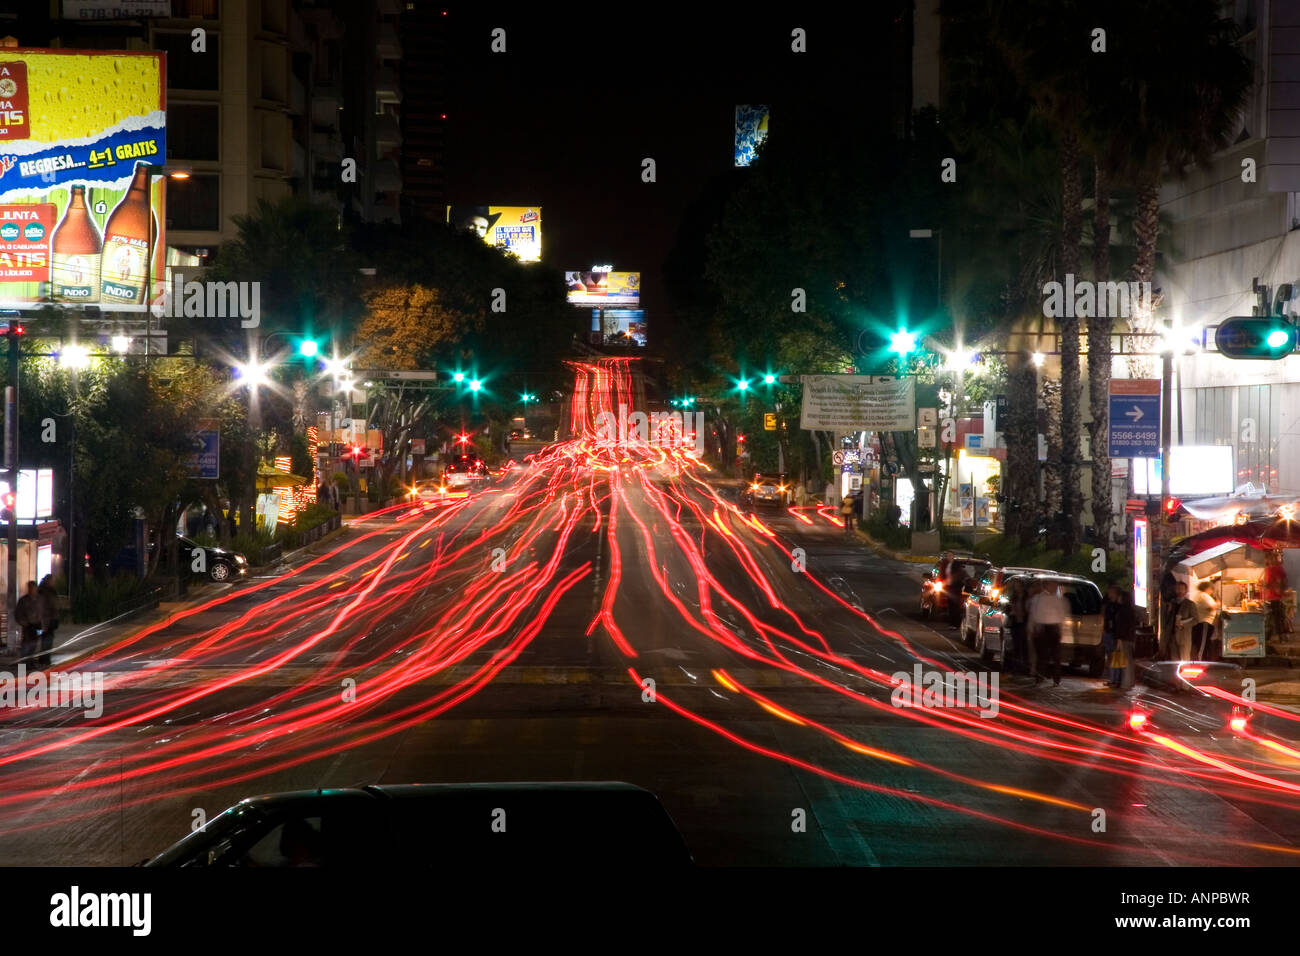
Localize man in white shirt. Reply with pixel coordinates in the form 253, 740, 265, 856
1191, 580, 1220, 659
1028, 582, 1069, 686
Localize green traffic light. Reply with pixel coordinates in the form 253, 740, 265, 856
1267, 329, 1289, 348
469, 379, 482, 392
1215, 317, 1297, 359
453, 371, 465, 382
737, 379, 750, 391
889, 329, 918, 356
763, 374, 776, 385
298, 339, 319, 357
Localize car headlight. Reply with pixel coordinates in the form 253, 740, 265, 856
234, 555, 247, 564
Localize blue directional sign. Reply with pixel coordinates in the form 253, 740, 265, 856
1108, 379, 1161, 458
188, 421, 220, 479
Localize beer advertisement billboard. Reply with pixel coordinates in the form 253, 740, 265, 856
446, 205, 542, 262
0, 49, 166, 312
565, 271, 641, 306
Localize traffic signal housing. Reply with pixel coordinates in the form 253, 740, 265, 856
1214, 317, 1297, 359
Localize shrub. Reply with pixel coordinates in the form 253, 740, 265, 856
71, 573, 153, 624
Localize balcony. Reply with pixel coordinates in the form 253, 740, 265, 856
377, 23, 402, 60
372, 159, 401, 193
374, 113, 401, 149
374, 68, 401, 106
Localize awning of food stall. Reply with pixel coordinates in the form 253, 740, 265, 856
1174, 541, 1255, 576
1167, 514, 1300, 568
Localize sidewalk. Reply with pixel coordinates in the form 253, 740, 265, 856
0, 517, 354, 670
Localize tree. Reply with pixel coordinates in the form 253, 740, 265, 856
355, 285, 479, 370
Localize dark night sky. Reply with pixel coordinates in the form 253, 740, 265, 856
435, 6, 911, 338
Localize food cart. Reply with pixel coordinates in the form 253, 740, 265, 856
1165, 509, 1300, 657
1173, 541, 1267, 659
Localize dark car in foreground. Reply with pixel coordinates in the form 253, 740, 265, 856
145, 782, 692, 868
110, 535, 248, 582
920, 556, 991, 624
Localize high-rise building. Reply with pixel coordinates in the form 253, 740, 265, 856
396, 0, 446, 223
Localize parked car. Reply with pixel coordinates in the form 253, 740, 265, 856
110, 535, 247, 583
178, 536, 248, 582
920, 556, 992, 624
962, 570, 1105, 674
960, 566, 1044, 655
740, 472, 793, 508
145, 782, 692, 868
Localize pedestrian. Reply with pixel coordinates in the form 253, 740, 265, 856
15, 581, 39, 662
1024, 581, 1043, 678
1262, 550, 1290, 647
824, 482, 837, 510
1102, 584, 1121, 687
1158, 568, 1179, 661
1173, 580, 1197, 661
937, 550, 955, 584
36, 574, 58, 670
1028, 581, 1068, 685
1192, 580, 1220, 660
1114, 588, 1138, 689
1006, 577, 1030, 675
840, 492, 856, 534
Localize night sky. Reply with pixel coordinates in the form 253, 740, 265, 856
437, 6, 910, 334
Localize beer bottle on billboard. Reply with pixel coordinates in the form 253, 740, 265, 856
51, 185, 102, 304
100, 163, 156, 306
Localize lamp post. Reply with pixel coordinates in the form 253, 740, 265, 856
141, 165, 191, 364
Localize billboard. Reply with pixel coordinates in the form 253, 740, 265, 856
800, 375, 916, 431
1131, 445, 1235, 496
565, 271, 640, 306
735, 105, 769, 167
446, 205, 541, 261
593, 308, 646, 346
0, 49, 166, 312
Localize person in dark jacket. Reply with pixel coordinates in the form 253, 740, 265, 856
36, 575, 59, 669
1113, 588, 1139, 689
1102, 585, 1121, 687
15, 581, 39, 661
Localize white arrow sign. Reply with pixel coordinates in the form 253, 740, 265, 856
1125, 405, 1144, 422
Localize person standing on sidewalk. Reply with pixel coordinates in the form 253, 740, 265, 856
1262, 550, 1289, 647
15, 581, 40, 663
1102, 584, 1121, 687
840, 492, 857, 534
1173, 580, 1197, 660
36, 575, 59, 670
1114, 588, 1138, 689
1191, 580, 1220, 660
1029, 582, 1068, 685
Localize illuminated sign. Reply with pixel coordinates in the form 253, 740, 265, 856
446, 205, 542, 262
1131, 445, 1234, 496
1133, 518, 1149, 608
0, 468, 54, 523
0, 50, 166, 311
565, 271, 640, 306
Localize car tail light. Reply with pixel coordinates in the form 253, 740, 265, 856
1128, 710, 1148, 732
1178, 664, 1204, 680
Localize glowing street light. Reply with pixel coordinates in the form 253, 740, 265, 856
235, 358, 269, 388
59, 343, 92, 370
1031, 351, 1046, 367
111, 335, 131, 354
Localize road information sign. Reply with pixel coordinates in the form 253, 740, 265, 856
1108, 379, 1161, 458
763, 412, 776, 431
799, 375, 915, 431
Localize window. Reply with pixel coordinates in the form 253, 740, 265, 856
155, 31, 220, 90
166, 103, 219, 161
238, 817, 324, 867
166, 174, 220, 232
260, 44, 288, 103
1059, 582, 1102, 616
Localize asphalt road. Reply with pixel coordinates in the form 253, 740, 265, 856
3, 437, 1300, 866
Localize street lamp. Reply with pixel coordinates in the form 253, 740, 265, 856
142, 164, 192, 361
58, 343, 92, 371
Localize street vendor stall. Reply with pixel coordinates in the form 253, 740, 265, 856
1174, 541, 1267, 659
1165, 510, 1300, 655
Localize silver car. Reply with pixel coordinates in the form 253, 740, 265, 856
963, 570, 1105, 674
